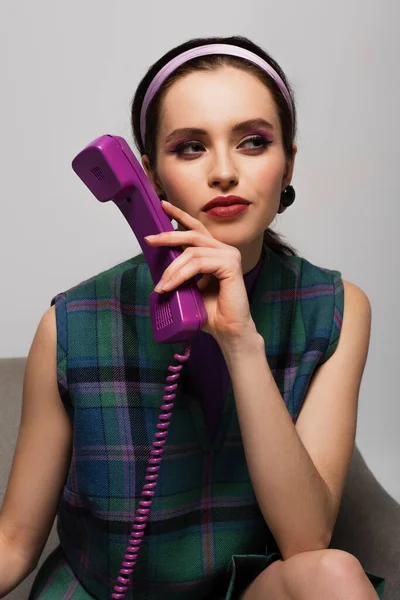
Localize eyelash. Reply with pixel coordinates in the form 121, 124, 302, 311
171, 135, 272, 156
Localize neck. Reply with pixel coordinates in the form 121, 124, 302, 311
240, 239, 264, 274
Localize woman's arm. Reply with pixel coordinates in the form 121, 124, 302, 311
220, 331, 333, 560
0, 532, 37, 598
218, 280, 371, 561
0, 306, 73, 581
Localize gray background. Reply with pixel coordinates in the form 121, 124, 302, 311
0, 0, 398, 506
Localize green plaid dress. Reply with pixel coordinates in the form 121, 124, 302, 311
28, 243, 386, 599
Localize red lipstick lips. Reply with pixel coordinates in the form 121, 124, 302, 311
202, 195, 250, 211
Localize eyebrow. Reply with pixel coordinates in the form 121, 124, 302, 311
165, 118, 274, 142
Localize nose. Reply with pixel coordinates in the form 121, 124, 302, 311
208, 148, 239, 190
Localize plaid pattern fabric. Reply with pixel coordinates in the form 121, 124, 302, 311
28, 243, 384, 599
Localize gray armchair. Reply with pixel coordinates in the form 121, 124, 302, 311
1, 358, 398, 598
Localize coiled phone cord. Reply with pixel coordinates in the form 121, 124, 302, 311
111, 341, 191, 598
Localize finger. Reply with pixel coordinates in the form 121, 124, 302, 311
156, 247, 216, 288
157, 244, 239, 286
154, 257, 204, 293
155, 253, 239, 293
145, 229, 220, 250
161, 201, 213, 235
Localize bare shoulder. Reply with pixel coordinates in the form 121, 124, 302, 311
38, 304, 57, 340
342, 277, 371, 308
340, 278, 371, 361
20, 305, 58, 391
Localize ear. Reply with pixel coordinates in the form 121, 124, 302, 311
141, 155, 163, 196
282, 143, 297, 191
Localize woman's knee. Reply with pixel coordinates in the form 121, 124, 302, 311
240, 548, 366, 600
318, 548, 366, 584
281, 548, 367, 600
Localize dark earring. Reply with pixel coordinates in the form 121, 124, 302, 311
278, 185, 296, 214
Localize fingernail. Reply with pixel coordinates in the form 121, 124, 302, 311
154, 279, 166, 292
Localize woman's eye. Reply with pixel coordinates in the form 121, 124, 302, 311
241, 135, 272, 150
172, 135, 271, 156
173, 141, 203, 154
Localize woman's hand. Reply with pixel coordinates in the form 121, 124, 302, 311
144, 201, 257, 343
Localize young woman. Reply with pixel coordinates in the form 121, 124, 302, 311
0, 35, 385, 600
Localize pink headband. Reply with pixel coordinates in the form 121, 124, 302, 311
140, 43, 294, 147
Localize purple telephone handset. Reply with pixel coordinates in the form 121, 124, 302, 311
72, 134, 208, 343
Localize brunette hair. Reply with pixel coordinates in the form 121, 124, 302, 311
131, 35, 298, 256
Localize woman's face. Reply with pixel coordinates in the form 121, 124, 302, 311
142, 66, 296, 270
